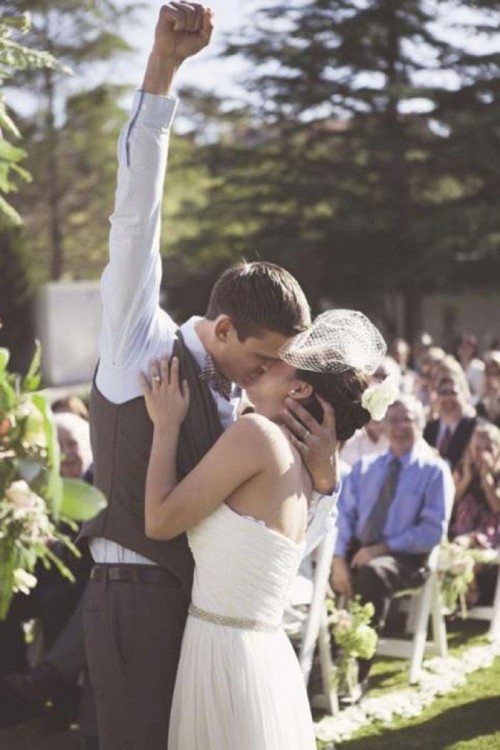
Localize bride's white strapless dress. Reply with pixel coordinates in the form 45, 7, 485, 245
168, 503, 316, 749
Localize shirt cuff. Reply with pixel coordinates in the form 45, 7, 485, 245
308, 481, 341, 519
133, 89, 178, 129
303, 484, 341, 559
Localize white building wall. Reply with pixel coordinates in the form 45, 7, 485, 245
35, 282, 101, 386
421, 291, 500, 351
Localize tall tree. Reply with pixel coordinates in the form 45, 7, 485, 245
0, 11, 59, 226
213, 0, 500, 338
17, 83, 129, 283
429, 2, 500, 292
5, 0, 137, 279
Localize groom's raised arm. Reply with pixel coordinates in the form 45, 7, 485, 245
97, 4, 213, 400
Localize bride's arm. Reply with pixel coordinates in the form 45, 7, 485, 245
141, 357, 271, 540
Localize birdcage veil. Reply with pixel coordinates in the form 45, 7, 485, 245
278, 309, 387, 374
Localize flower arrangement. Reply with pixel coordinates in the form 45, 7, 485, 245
0, 343, 105, 619
438, 538, 498, 618
327, 598, 378, 697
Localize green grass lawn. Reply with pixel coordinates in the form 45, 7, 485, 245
329, 621, 500, 750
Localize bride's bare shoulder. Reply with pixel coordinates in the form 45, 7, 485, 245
227, 413, 288, 452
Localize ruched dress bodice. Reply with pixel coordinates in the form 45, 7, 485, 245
168, 503, 316, 750
188, 503, 304, 626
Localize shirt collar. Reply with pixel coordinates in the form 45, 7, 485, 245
179, 316, 207, 370
439, 418, 459, 435
179, 316, 242, 401
386, 444, 417, 469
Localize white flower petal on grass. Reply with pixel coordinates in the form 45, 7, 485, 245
314, 640, 500, 744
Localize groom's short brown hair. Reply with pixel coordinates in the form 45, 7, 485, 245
206, 261, 310, 341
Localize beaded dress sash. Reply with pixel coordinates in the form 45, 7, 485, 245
188, 603, 281, 633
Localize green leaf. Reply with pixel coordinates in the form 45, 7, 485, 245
31, 393, 62, 516
0, 348, 10, 372
22, 340, 42, 392
0, 195, 22, 227
60, 478, 107, 522
21, 400, 47, 449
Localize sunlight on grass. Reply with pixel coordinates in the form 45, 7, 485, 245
325, 620, 500, 750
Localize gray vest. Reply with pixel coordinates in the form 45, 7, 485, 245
80, 332, 224, 591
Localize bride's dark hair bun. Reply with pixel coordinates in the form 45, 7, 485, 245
298, 368, 371, 441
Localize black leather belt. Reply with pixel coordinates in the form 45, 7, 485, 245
90, 564, 178, 585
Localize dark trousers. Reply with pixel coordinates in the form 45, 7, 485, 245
84, 568, 189, 750
350, 551, 428, 682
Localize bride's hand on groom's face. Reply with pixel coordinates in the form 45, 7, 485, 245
281, 396, 338, 494
140, 356, 190, 429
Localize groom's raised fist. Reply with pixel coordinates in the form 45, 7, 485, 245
153, 2, 214, 62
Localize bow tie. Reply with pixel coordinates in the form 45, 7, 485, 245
199, 355, 232, 401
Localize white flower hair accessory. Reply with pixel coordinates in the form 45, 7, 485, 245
361, 376, 399, 421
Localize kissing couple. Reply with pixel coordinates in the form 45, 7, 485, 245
80, 4, 392, 749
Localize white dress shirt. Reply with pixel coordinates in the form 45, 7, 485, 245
90, 90, 338, 565
340, 428, 390, 467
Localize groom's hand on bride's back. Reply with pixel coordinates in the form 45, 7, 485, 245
281, 395, 339, 494
153, 2, 214, 62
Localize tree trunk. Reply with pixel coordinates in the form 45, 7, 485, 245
402, 285, 423, 343
43, 27, 64, 281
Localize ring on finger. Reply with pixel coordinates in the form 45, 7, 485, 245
152, 375, 161, 383
303, 428, 310, 439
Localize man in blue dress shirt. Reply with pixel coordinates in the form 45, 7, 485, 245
331, 394, 454, 694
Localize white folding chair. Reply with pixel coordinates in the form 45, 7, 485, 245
284, 527, 339, 714
466, 549, 500, 641
376, 545, 448, 684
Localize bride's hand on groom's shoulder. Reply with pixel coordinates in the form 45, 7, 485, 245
140, 356, 190, 429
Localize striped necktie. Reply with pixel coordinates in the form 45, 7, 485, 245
360, 457, 401, 546
438, 427, 452, 457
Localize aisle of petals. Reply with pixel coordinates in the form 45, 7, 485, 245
314, 639, 500, 745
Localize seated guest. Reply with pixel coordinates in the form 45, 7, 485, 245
52, 395, 89, 422
430, 356, 472, 407
414, 346, 446, 411
341, 418, 389, 467
453, 333, 485, 404
451, 423, 500, 606
476, 351, 500, 428
54, 412, 93, 481
389, 338, 417, 395
411, 331, 434, 375
424, 374, 476, 471
331, 395, 454, 696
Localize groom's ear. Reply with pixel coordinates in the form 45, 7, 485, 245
214, 315, 235, 343
288, 380, 314, 401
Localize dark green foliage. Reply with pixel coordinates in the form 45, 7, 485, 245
0, 229, 34, 370
16, 83, 130, 283
5, 0, 138, 280
165, 1, 500, 340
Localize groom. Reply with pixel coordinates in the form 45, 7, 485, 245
81, 4, 340, 749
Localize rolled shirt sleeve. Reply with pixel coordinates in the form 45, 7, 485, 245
96, 91, 179, 404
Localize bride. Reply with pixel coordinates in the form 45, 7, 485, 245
140, 310, 389, 750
